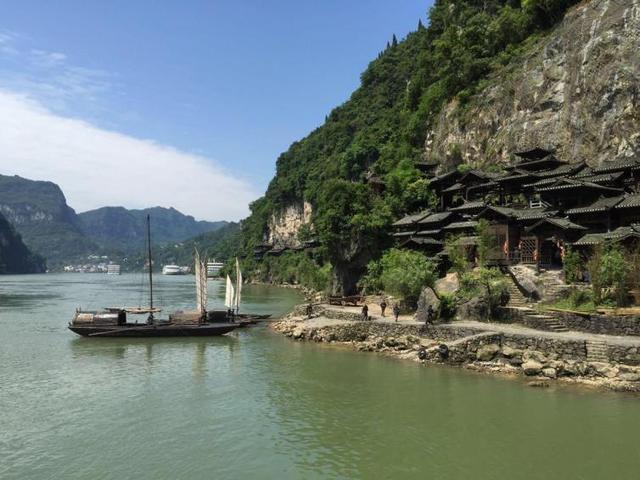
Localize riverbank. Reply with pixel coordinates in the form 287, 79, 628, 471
273, 303, 640, 393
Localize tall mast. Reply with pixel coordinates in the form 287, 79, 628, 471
147, 214, 154, 323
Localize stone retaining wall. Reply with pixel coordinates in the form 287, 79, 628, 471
554, 311, 640, 337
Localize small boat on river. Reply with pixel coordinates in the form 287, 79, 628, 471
69, 216, 238, 338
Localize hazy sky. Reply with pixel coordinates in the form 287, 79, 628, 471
0, 1, 429, 220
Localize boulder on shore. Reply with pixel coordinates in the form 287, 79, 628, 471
458, 297, 489, 321
522, 360, 543, 376
435, 273, 459, 296
415, 287, 441, 323
476, 344, 500, 361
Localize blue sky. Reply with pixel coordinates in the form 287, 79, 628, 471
0, 1, 429, 220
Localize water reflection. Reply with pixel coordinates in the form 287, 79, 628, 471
69, 335, 239, 378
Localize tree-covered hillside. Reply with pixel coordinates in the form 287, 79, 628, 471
241, 0, 579, 293
0, 212, 46, 274
78, 206, 227, 255
0, 174, 97, 267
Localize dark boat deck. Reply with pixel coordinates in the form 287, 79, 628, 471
69, 322, 238, 337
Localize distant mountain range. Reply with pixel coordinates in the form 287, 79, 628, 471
0, 174, 227, 269
77, 206, 227, 254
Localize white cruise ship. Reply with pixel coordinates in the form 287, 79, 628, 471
162, 265, 186, 275
207, 260, 224, 278
107, 264, 121, 275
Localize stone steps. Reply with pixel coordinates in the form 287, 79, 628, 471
506, 279, 530, 307
585, 340, 609, 362
525, 313, 569, 332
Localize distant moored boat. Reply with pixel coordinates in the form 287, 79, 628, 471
106, 264, 121, 275
206, 260, 224, 277
162, 264, 186, 275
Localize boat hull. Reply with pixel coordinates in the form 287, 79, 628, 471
68, 323, 237, 337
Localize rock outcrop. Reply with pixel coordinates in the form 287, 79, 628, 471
426, 0, 640, 169
0, 174, 96, 266
267, 202, 313, 247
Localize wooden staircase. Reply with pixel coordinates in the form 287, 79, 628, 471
585, 340, 609, 362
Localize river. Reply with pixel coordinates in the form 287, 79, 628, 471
1, 273, 639, 479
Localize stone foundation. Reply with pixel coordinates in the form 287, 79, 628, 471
274, 315, 640, 392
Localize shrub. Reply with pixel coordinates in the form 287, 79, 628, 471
459, 267, 509, 318
600, 243, 629, 307
586, 244, 604, 304
563, 247, 583, 284
475, 219, 495, 267
363, 248, 436, 307
445, 235, 469, 277
438, 293, 457, 319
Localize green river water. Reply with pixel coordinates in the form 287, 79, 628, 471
1, 273, 639, 479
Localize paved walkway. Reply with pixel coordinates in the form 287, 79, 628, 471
307, 304, 640, 348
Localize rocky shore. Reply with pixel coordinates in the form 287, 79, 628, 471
273, 304, 640, 393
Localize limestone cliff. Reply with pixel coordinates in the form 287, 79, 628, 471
426, 0, 640, 170
267, 202, 313, 247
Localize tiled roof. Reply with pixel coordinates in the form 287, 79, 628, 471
442, 182, 464, 193
476, 206, 552, 221
392, 210, 431, 226
536, 179, 623, 193
572, 224, 640, 246
525, 217, 587, 233
392, 231, 415, 237
443, 220, 478, 230
565, 195, 625, 214
536, 162, 586, 178
407, 237, 443, 246
417, 211, 454, 225
593, 157, 640, 173
615, 194, 640, 209
570, 172, 624, 184
514, 147, 555, 160
448, 201, 486, 212
415, 229, 442, 236
428, 170, 460, 185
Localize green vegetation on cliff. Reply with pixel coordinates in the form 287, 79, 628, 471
0, 213, 45, 274
78, 206, 227, 255
241, 0, 579, 293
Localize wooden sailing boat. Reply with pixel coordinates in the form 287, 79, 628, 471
68, 215, 238, 337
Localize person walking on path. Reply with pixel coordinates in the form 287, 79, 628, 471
361, 304, 369, 321
393, 303, 400, 322
426, 304, 435, 324
380, 299, 387, 317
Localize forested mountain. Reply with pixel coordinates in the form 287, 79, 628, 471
0, 174, 228, 268
0, 212, 45, 274
77, 206, 227, 254
0, 174, 97, 267
238, 0, 615, 293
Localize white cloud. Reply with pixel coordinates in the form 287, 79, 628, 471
0, 90, 257, 221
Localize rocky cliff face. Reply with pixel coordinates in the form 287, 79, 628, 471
267, 202, 313, 247
426, 0, 640, 170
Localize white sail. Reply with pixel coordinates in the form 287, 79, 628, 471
194, 249, 208, 314
225, 275, 235, 309
235, 257, 242, 312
